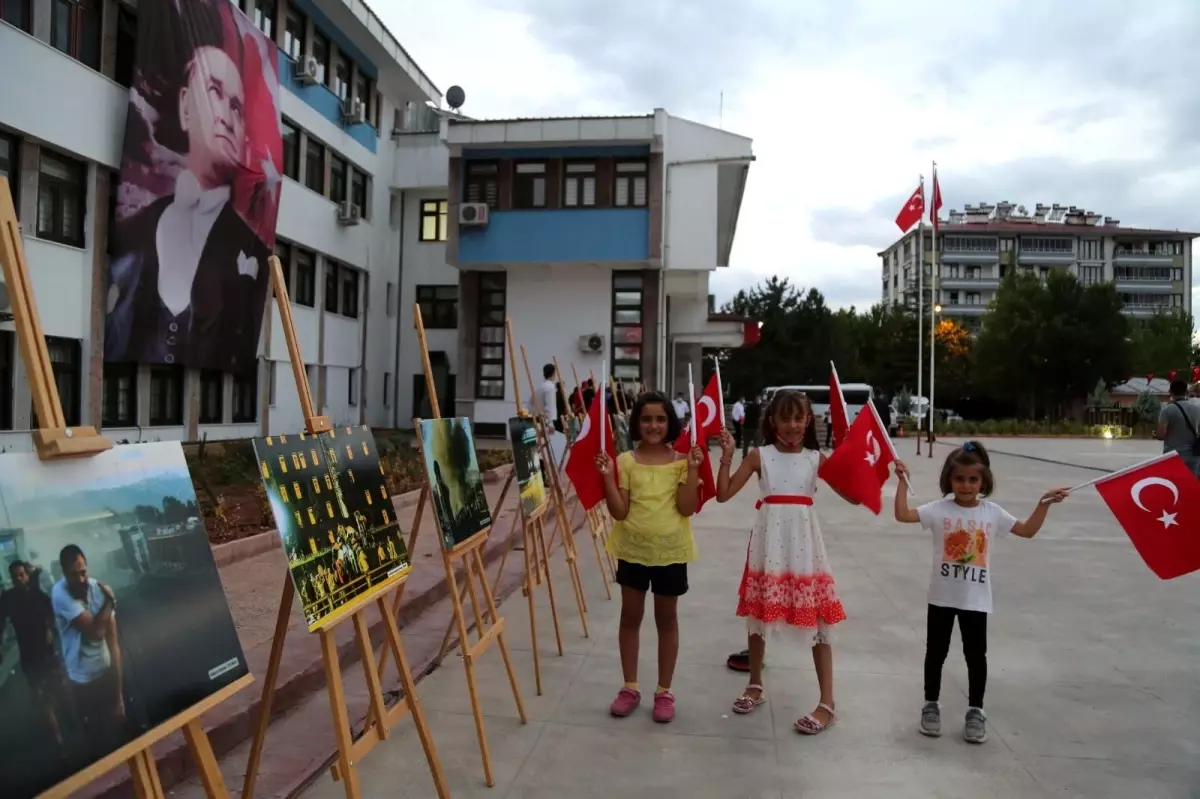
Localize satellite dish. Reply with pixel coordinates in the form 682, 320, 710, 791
446, 85, 465, 111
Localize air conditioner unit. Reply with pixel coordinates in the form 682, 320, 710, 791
459, 203, 489, 226
294, 56, 319, 85
578, 333, 605, 354
336, 201, 361, 226
341, 98, 366, 125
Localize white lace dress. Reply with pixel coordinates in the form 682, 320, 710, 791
737, 445, 846, 645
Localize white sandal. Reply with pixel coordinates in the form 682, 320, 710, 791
732, 684, 766, 714
794, 702, 836, 734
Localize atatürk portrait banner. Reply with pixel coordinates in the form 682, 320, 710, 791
106, 0, 283, 374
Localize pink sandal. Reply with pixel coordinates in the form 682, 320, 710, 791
732, 685, 766, 715
794, 703, 836, 734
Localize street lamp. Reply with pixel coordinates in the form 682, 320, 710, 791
933, 304, 943, 314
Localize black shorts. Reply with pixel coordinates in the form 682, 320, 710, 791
615, 560, 688, 597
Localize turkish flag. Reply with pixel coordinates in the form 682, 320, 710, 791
675, 375, 721, 511
817, 402, 896, 514
1192, 365, 1200, 383
930, 172, 943, 230
895, 184, 925, 232
829, 362, 849, 448
564, 388, 617, 511
1093, 453, 1200, 580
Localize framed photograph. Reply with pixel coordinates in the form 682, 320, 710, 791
507, 417, 547, 519
417, 418, 493, 549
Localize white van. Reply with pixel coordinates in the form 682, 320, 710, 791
759, 384, 874, 422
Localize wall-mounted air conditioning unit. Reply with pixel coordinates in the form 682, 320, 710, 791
294, 56, 319, 85
337, 201, 361, 226
459, 203, 489, 226
341, 98, 366, 125
578, 333, 605, 354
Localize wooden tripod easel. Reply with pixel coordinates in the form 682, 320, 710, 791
0, 178, 253, 798
412, 304, 527, 788
241, 257, 448, 799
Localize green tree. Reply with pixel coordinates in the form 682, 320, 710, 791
1129, 312, 1195, 375
1132, 390, 1161, 424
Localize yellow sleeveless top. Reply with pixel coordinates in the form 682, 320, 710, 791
605, 450, 698, 567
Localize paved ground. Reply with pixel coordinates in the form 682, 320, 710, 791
300, 438, 1200, 799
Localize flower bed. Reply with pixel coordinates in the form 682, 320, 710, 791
932, 419, 1155, 438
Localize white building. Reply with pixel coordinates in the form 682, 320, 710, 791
0, 0, 754, 449
880, 202, 1195, 331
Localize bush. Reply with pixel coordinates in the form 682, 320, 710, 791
933, 418, 1148, 438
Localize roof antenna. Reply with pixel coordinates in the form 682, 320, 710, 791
719, 91, 724, 129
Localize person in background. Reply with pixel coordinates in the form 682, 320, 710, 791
0, 561, 68, 748
672, 393, 690, 424
582, 380, 596, 411
731, 396, 746, 449
872, 389, 894, 436
1155, 379, 1200, 477
538, 364, 559, 428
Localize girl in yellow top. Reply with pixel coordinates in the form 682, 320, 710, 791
596, 390, 704, 724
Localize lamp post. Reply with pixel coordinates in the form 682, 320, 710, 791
928, 303, 942, 456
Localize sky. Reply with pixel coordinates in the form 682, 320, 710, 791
372, 0, 1200, 320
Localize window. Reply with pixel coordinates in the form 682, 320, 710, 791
475, 273, 506, 399
324, 262, 339, 313
0, 331, 12, 431
294, 248, 316, 307
383, 372, 391, 407
1079, 239, 1102, 260
340, 267, 359, 318
37, 150, 87, 247
51, 0, 101, 70
348, 368, 358, 406
310, 30, 329, 85
416, 285, 457, 328
199, 370, 224, 424
1079, 265, 1103, 285
1, 0, 30, 33
281, 119, 299, 180
305, 138, 325, 194
283, 7, 305, 60
330, 155, 347, 202
564, 162, 597, 207
419, 200, 448, 242
333, 53, 351, 100
101, 363, 137, 427
1000, 238, 1014, 252
614, 161, 648, 207
253, 0, 275, 40
232, 369, 257, 423
514, 162, 546, 209
611, 273, 643, 380
350, 169, 367, 217
0, 133, 17, 207
268, 361, 277, 406
113, 4, 137, 88
35, 337, 81, 428
464, 162, 499, 208
354, 74, 372, 121
274, 240, 293, 293
149, 366, 184, 426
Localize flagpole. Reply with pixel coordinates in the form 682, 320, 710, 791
928, 163, 938, 459
688, 362, 698, 446
713, 356, 726, 426
600, 358, 607, 448
864, 391, 914, 496
1043, 451, 1182, 503
916, 175, 925, 457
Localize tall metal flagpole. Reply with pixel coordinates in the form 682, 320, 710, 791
916, 176, 925, 456
928, 162, 939, 458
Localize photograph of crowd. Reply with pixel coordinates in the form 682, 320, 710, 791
253, 427, 411, 630
418, 418, 493, 549
508, 417, 547, 519
0, 443, 246, 798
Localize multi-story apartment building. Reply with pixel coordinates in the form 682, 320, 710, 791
0, 0, 754, 449
880, 202, 1195, 330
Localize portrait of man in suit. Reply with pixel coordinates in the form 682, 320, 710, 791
106, 0, 281, 375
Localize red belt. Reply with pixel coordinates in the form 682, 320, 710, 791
755, 494, 813, 509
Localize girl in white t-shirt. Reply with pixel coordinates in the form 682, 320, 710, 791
893, 441, 1068, 745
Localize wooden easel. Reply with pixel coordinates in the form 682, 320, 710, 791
413, 304, 527, 788
0, 177, 253, 797
241, 257, 448, 799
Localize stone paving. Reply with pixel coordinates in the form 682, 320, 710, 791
296, 437, 1200, 799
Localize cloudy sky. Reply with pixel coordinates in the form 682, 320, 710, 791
375, 0, 1200, 318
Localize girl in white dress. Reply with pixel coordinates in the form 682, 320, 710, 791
716, 389, 854, 734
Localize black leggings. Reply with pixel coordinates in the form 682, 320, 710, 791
924, 604, 987, 708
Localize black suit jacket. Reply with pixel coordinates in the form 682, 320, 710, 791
106, 195, 271, 374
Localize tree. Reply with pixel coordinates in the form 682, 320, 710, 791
1129, 312, 1195, 375
1086, 378, 1112, 409
1133, 390, 1161, 424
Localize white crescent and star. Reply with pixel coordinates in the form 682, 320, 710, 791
576, 413, 592, 443
1130, 476, 1179, 528
697, 396, 717, 429
864, 431, 882, 466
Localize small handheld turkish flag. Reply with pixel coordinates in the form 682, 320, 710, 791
675, 375, 720, 510
817, 401, 896, 514
1193, 365, 1200, 383
564, 389, 617, 511
1094, 453, 1200, 580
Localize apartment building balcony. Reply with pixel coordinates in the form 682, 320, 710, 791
1112, 247, 1179, 267
939, 276, 1001, 291
1122, 302, 1177, 318
938, 303, 989, 317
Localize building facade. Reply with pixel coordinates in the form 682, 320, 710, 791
0, 0, 754, 449
880, 202, 1195, 330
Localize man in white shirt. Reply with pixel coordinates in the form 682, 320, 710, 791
538, 364, 559, 430
672, 393, 689, 423
731, 397, 746, 448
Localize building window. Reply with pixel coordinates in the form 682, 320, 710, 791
383, 372, 391, 407
1079, 239, 1102, 260
354, 74, 372, 120
614, 161, 648, 207
252, 0, 275, 39
350, 169, 367, 218
0, 0, 30, 33
51, 0, 101, 71
281, 119, 299, 180
0, 133, 17, 208
348, 368, 358, 406
113, 4, 137, 88
232, 369, 257, 423
416, 285, 457, 328
611, 273, 643, 381
294, 248, 316, 307
37, 150, 87, 248
305, 139, 325, 194
419, 200, 448, 242
564, 162, 597, 207
330, 155, 347, 202
32, 337, 81, 428
514, 162, 547, 209
475, 273, 506, 399
149, 366, 184, 426
333, 53, 351, 100
310, 30, 329, 85
0, 331, 13, 431
199, 370, 224, 424
283, 7, 305, 60
101, 363, 137, 427
324, 262, 339, 313
274, 240, 292, 293
464, 162, 499, 208
340, 267, 359, 318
